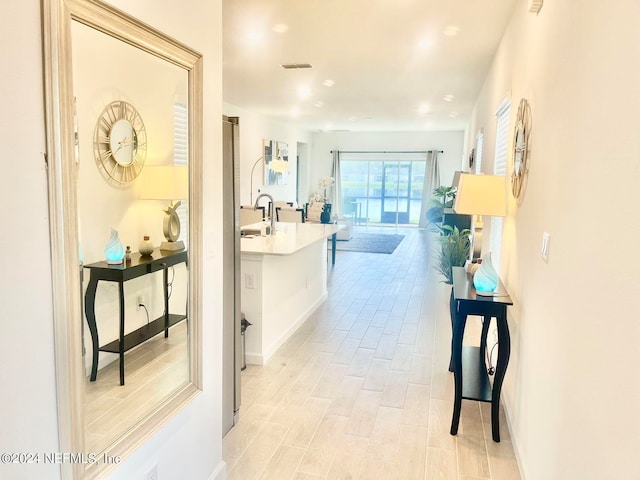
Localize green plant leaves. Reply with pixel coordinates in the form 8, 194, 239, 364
433, 226, 471, 284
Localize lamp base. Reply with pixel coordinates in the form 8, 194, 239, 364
160, 240, 185, 251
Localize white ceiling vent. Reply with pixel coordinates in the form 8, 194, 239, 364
529, 0, 543, 14
281, 63, 313, 69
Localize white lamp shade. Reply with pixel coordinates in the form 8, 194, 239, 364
139, 165, 188, 200
454, 174, 506, 217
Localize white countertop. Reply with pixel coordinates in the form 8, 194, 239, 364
240, 222, 341, 256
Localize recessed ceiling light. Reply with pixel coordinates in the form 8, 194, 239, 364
272, 23, 289, 33
314, 101, 324, 108
323, 79, 335, 87
417, 39, 433, 48
444, 26, 460, 37
449, 111, 459, 118
247, 32, 263, 41
443, 94, 456, 102
298, 86, 311, 99
418, 103, 430, 115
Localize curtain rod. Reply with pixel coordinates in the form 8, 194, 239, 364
330, 150, 444, 154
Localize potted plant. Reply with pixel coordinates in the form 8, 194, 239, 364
425, 186, 457, 228
433, 226, 471, 284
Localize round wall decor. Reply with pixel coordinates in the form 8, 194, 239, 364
93, 100, 147, 184
511, 98, 531, 199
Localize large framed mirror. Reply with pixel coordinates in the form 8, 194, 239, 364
42, 0, 202, 478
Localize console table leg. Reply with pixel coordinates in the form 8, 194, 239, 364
85, 276, 100, 382
450, 311, 467, 435
448, 288, 456, 372
163, 264, 169, 338
118, 281, 125, 386
491, 311, 511, 442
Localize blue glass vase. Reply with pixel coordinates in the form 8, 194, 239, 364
105, 228, 125, 265
473, 251, 499, 294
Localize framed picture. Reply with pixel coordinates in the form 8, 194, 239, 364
263, 139, 289, 185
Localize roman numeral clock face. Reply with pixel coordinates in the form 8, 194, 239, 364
93, 100, 147, 184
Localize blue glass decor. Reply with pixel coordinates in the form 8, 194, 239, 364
473, 251, 499, 294
105, 228, 125, 264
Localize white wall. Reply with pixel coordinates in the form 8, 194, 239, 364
310, 130, 465, 201
468, 2, 640, 479
223, 102, 313, 206
0, 1, 225, 479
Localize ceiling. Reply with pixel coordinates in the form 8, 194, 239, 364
223, 0, 518, 133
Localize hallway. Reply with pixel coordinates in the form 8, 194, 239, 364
223, 228, 521, 479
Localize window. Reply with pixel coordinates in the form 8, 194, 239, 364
339, 152, 427, 226
475, 131, 484, 174
173, 102, 189, 245
490, 99, 511, 271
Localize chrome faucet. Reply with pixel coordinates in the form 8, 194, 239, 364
254, 192, 276, 234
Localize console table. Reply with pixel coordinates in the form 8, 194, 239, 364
449, 267, 513, 442
84, 249, 188, 385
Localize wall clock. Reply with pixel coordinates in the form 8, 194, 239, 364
93, 100, 147, 184
511, 98, 531, 199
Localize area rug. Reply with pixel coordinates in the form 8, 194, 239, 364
330, 232, 405, 254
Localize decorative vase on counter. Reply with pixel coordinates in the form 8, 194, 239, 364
139, 235, 154, 256
104, 228, 125, 264
473, 251, 499, 295
320, 203, 332, 224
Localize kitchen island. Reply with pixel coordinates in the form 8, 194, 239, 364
240, 221, 341, 365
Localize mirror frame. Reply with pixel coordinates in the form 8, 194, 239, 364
42, 0, 203, 478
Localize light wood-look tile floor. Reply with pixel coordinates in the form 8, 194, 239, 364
223, 227, 521, 480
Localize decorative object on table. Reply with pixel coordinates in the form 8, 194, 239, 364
511, 98, 531, 200
139, 235, 154, 256
464, 258, 480, 276
319, 176, 335, 202
139, 165, 188, 251
125, 246, 132, 263
93, 100, 147, 185
320, 203, 332, 224
104, 228, 125, 264
263, 139, 289, 185
433, 226, 471, 284
453, 173, 506, 260
473, 251, 499, 294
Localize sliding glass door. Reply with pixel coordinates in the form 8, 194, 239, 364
341, 158, 426, 226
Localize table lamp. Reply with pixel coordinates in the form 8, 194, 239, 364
453, 173, 506, 293
140, 165, 188, 251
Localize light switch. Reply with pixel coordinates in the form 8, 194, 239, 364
245, 273, 255, 289
541, 232, 550, 262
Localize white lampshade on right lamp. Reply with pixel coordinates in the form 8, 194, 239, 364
453, 173, 506, 294
139, 165, 188, 251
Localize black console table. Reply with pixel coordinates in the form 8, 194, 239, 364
84, 249, 188, 385
449, 266, 513, 442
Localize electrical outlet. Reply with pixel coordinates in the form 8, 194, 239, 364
145, 465, 158, 480
245, 273, 255, 289
137, 295, 145, 310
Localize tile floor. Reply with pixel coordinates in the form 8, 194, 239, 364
223, 227, 521, 479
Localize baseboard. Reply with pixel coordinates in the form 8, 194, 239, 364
502, 391, 527, 480
208, 460, 226, 480
262, 292, 328, 363
245, 292, 328, 366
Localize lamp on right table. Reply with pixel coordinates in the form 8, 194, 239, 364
453, 173, 506, 294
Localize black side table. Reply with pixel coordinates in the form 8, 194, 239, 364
449, 266, 513, 442
84, 249, 188, 385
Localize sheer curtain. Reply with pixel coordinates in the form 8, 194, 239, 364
418, 150, 440, 228
331, 150, 342, 219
